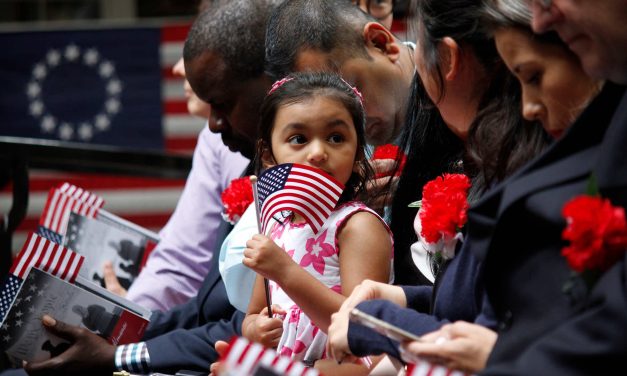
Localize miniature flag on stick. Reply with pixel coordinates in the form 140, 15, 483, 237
38, 183, 105, 239
1, 232, 85, 321
256, 163, 344, 235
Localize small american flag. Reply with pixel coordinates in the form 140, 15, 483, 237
221, 336, 320, 376
39, 183, 104, 237
257, 163, 344, 235
407, 359, 472, 376
10, 232, 84, 283
0, 275, 22, 323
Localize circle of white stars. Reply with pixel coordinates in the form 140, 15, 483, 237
26, 43, 124, 141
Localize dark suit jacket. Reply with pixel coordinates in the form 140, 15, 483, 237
468, 83, 627, 375
348, 238, 496, 359
142, 220, 245, 374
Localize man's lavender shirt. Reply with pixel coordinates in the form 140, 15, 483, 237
126, 127, 249, 310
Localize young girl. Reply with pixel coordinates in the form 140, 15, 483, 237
242, 72, 393, 365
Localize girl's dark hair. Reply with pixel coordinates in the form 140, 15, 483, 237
391, 0, 550, 285
256, 71, 373, 205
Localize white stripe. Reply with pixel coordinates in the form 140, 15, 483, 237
0, 187, 183, 217
59, 182, 70, 193
411, 362, 432, 376
241, 343, 264, 373
261, 194, 326, 232
160, 42, 183, 67
226, 339, 249, 368
115, 347, 123, 370
13, 234, 37, 278
163, 115, 206, 136
292, 166, 343, 195
43, 243, 62, 274
283, 180, 340, 208
162, 80, 185, 100
133, 344, 144, 372
274, 357, 291, 373
50, 194, 69, 232
66, 252, 83, 281
43, 190, 61, 228
125, 344, 135, 372
286, 362, 305, 376
261, 188, 329, 221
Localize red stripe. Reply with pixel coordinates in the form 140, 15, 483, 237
39, 188, 56, 226
289, 168, 343, 197
162, 68, 177, 79
59, 251, 74, 281
164, 100, 189, 114
161, 24, 190, 43
262, 199, 324, 233
17, 213, 171, 233
284, 182, 336, 211
43, 242, 57, 273
292, 164, 344, 191
71, 256, 84, 282
51, 244, 66, 277
13, 234, 37, 277
165, 137, 198, 152
265, 191, 328, 221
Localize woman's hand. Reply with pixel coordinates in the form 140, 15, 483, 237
243, 234, 295, 283
400, 321, 497, 373
326, 280, 405, 363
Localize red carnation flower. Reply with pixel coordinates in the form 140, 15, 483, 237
221, 177, 254, 224
561, 195, 627, 273
372, 144, 407, 178
419, 173, 471, 244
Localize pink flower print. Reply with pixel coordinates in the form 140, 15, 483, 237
330, 284, 342, 294
270, 222, 286, 241
287, 248, 295, 258
280, 346, 294, 357
301, 229, 335, 274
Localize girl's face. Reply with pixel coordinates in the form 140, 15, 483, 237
495, 27, 601, 139
268, 95, 359, 186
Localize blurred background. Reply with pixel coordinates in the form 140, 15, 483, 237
0, 0, 410, 262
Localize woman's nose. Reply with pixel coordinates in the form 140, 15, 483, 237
522, 100, 546, 123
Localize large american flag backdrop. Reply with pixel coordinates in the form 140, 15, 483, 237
0, 24, 201, 255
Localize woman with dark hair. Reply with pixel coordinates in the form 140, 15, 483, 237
326, 0, 549, 367
396, 0, 608, 372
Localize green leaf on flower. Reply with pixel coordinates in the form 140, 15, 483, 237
408, 200, 422, 208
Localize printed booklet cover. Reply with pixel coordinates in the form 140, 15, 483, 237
0, 267, 149, 362
64, 212, 155, 289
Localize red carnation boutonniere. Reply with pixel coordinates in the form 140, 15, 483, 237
221, 177, 254, 224
372, 144, 407, 179
411, 173, 471, 262
561, 194, 627, 288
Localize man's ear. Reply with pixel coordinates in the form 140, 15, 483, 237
439, 37, 461, 81
363, 22, 401, 63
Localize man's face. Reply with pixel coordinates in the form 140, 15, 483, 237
531, 0, 627, 83
294, 48, 408, 145
186, 51, 270, 158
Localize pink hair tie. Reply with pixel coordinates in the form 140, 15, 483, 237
340, 78, 364, 106
268, 77, 294, 95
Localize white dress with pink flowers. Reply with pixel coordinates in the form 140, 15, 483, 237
267, 201, 393, 364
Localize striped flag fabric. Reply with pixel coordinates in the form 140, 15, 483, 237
11, 232, 84, 283
257, 163, 344, 235
38, 183, 104, 237
406, 359, 472, 376
0, 23, 201, 257
1, 232, 85, 322
221, 336, 320, 376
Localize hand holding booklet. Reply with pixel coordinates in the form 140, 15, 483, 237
349, 308, 422, 343
0, 232, 150, 362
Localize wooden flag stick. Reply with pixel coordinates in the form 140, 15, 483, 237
250, 175, 273, 318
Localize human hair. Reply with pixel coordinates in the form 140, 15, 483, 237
265, 0, 375, 79
480, 0, 563, 45
256, 71, 373, 205
184, 0, 278, 82
391, 0, 549, 285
